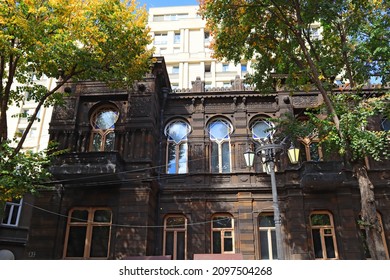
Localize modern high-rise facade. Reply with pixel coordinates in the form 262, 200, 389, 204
148, 5, 255, 91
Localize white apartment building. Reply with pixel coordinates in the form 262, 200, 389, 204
148, 5, 255, 90
6, 76, 55, 152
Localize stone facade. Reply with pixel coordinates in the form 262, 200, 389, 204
24, 58, 390, 260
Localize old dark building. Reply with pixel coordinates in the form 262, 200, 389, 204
24, 58, 390, 260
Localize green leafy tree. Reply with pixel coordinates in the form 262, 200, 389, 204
0, 0, 153, 205
201, 0, 390, 259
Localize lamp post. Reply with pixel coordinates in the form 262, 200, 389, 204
244, 142, 299, 260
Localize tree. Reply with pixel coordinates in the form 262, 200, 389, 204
0, 0, 153, 206
200, 0, 390, 259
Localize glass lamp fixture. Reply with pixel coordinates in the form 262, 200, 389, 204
287, 144, 300, 164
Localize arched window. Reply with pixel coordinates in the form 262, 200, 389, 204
310, 211, 338, 259
211, 214, 235, 254
208, 119, 233, 173
258, 214, 277, 260
299, 137, 323, 161
251, 119, 274, 142
163, 215, 187, 260
90, 106, 119, 152
250, 119, 275, 172
165, 120, 191, 174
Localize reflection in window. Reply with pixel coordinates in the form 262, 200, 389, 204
251, 120, 274, 141
1, 198, 22, 227
310, 212, 338, 259
259, 214, 277, 260
251, 119, 274, 173
381, 118, 390, 131
208, 119, 233, 173
63, 208, 112, 259
165, 120, 191, 174
174, 32, 181, 44
163, 215, 187, 260
90, 107, 119, 152
212, 215, 234, 254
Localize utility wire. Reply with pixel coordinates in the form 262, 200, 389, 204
24, 201, 274, 229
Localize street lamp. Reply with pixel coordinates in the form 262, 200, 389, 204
244, 141, 299, 260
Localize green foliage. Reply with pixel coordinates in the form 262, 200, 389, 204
1, 0, 153, 204
0, 140, 64, 204
200, 0, 389, 90
274, 91, 390, 163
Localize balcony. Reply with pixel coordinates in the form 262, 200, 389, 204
49, 152, 125, 183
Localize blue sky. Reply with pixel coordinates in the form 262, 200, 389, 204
138, 0, 199, 9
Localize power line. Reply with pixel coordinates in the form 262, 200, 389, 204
23, 201, 274, 229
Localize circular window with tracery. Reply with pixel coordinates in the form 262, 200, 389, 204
90, 107, 119, 152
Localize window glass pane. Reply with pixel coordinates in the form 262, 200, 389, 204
224, 236, 233, 252
104, 132, 115, 152
252, 121, 273, 140
10, 206, 20, 224
211, 142, 219, 173
311, 214, 330, 226
166, 217, 186, 228
325, 236, 336, 258
259, 216, 275, 227
213, 216, 232, 228
312, 229, 323, 258
178, 143, 188, 173
260, 230, 270, 259
95, 111, 118, 130
221, 142, 230, 173
90, 226, 110, 258
177, 232, 185, 260
174, 33, 180, 44
271, 230, 278, 259
165, 232, 174, 256
209, 121, 231, 140
167, 142, 177, 174
91, 133, 102, 152
66, 226, 87, 257
300, 142, 308, 161
94, 210, 111, 223
71, 210, 89, 223
166, 121, 189, 143
213, 231, 221, 253
2, 204, 11, 224
309, 142, 320, 161
381, 118, 389, 131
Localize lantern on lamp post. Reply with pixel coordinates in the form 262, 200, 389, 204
244, 140, 300, 260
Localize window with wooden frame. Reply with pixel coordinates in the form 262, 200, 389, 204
1, 198, 23, 227
63, 207, 112, 259
359, 212, 389, 259
208, 119, 233, 173
211, 214, 235, 254
90, 106, 119, 152
299, 137, 323, 161
163, 215, 187, 260
310, 211, 338, 259
165, 120, 191, 174
258, 214, 278, 260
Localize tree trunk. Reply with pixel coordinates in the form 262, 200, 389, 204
353, 162, 388, 259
